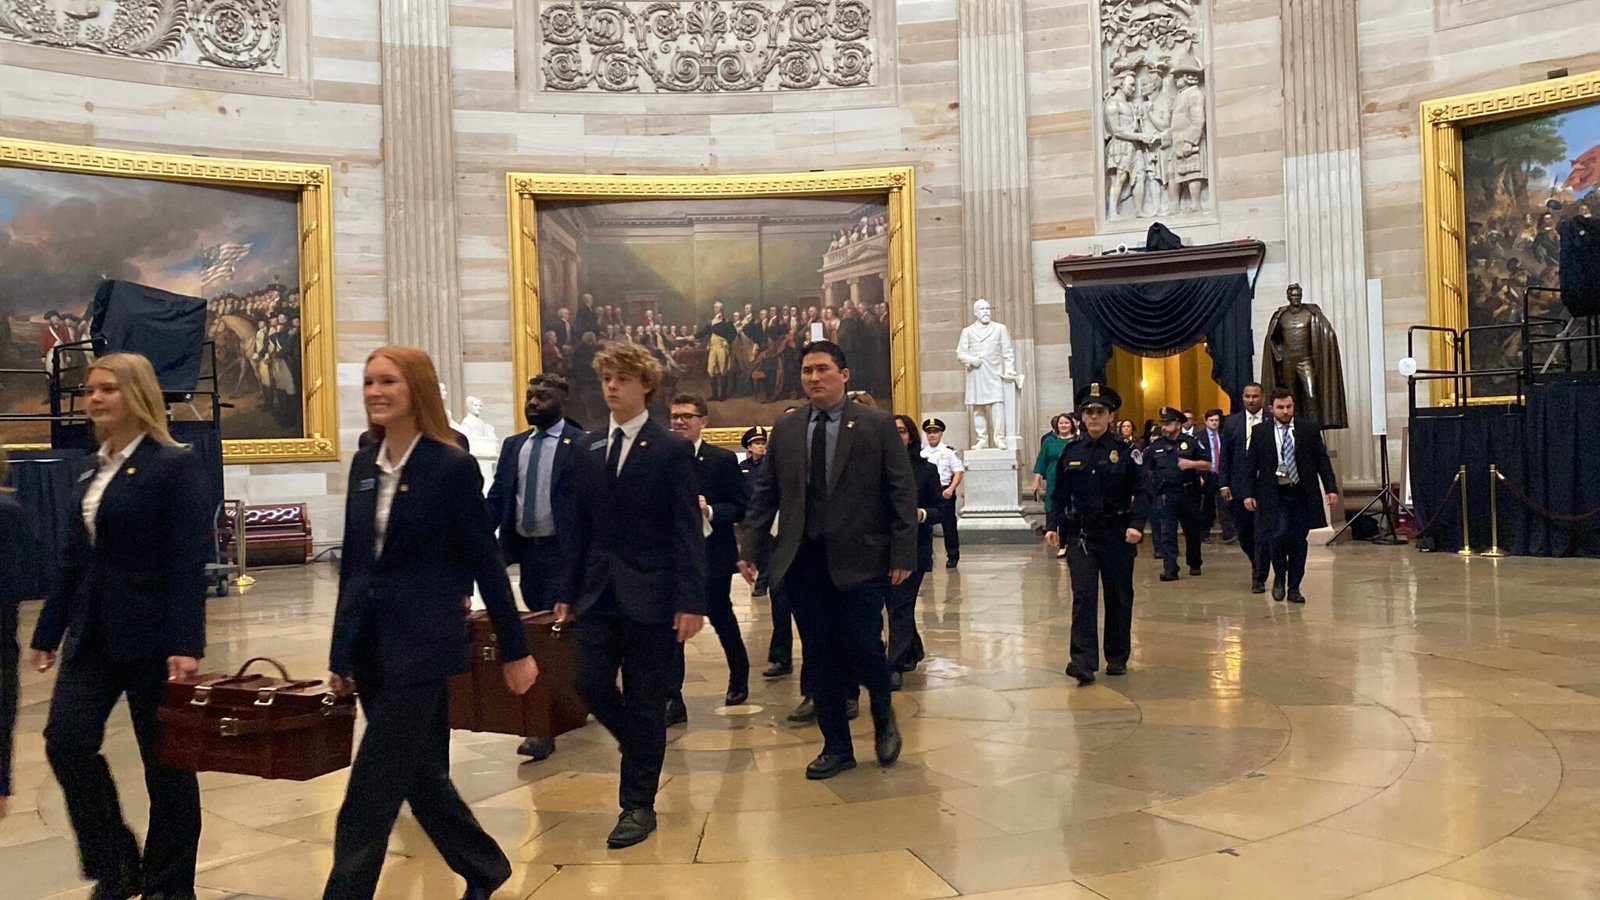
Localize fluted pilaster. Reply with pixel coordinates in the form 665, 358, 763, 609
379, 0, 464, 400
1281, 0, 1378, 488
957, 0, 1036, 461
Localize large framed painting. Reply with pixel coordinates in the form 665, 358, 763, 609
1421, 70, 1600, 402
506, 167, 920, 444
0, 138, 337, 463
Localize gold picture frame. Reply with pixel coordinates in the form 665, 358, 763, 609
506, 167, 921, 444
1420, 69, 1600, 403
0, 137, 338, 463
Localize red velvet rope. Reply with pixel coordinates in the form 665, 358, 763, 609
1494, 471, 1600, 523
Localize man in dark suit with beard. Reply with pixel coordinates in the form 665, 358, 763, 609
737, 341, 915, 780
1242, 388, 1338, 604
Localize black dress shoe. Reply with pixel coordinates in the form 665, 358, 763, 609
888, 670, 903, 691
516, 735, 556, 760
1250, 580, 1266, 594
1189, 566, 1202, 576
805, 753, 857, 780
606, 808, 658, 849
1272, 576, 1287, 601
143, 893, 199, 900
787, 696, 817, 722
873, 706, 902, 767
1065, 662, 1095, 685
461, 887, 493, 900
752, 585, 769, 597
664, 696, 688, 726
945, 556, 959, 569
846, 698, 860, 720
763, 662, 792, 679
1106, 662, 1127, 676
1159, 572, 1179, 582
89, 865, 142, 900
724, 685, 749, 706
1288, 591, 1306, 604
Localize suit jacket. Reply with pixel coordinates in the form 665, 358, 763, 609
330, 438, 529, 686
565, 418, 706, 623
738, 399, 916, 590
1242, 419, 1338, 531
1217, 412, 1257, 496
30, 440, 210, 663
911, 456, 944, 573
0, 492, 26, 611
485, 422, 587, 565
695, 441, 747, 576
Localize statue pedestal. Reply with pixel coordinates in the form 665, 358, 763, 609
956, 448, 1034, 543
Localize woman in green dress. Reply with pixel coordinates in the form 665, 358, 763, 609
1033, 413, 1077, 558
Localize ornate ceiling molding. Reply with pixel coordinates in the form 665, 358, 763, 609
534, 0, 876, 94
0, 0, 285, 73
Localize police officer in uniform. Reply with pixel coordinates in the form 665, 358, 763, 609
920, 419, 965, 569
1045, 384, 1148, 686
1145, 406, 1211, 581
739, 427, 768, 480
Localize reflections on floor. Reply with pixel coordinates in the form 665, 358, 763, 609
7, 543, 1600, 898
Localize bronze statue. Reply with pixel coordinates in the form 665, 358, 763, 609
1261, 284, 1348, 430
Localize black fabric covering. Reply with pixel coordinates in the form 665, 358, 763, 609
1145, 223, 1184, 251
2, 449, 91, 601
1066, 272, 1257, 409
1410, 380, 1600, 557
170, 420, 224, 530
1558, 215, 1600, 317
89, 280, 208, 392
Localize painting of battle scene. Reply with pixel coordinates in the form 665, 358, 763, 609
1463, 101, 1600, 393
535, 196, 893, 430
0, 167, 302, 445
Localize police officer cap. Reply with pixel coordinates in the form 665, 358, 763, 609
1074, 382, 1121, 412
741, 426, 769, 448
1159, 406, 1186, 424
922, 417, 946, 433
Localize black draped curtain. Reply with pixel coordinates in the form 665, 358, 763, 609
1066, 272, 1257, 409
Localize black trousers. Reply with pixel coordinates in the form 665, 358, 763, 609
939, 492, 960, 559
44, 655, 201, 894
784, 539, 892, 759
574, 601, 676, 811
511, 535, 565, 613
669, 572, 750, 699
886, 569, 926, 672
1266, 486, 1312, 591
1, 600, 16, 799
1065, 538, 1136, 674
1151, 491, 1206, 575
325, 679, 509, 899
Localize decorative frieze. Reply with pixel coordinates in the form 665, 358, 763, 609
0, 0, 285, 72
1093, 0, 1213, 223
536, 0, 875, 93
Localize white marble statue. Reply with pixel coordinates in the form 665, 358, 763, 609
956, 298, 1022, 451
458, 395, 499, 459
439, 381, 462, 430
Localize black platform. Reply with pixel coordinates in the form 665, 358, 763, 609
1410, 379, 1600, 557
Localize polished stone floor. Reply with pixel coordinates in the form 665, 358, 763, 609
5, 538, 1600, 899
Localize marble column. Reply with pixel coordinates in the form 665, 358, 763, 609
1281, 0, 1378, 488
379, 0, 465, 403
958, 0, 1036, 466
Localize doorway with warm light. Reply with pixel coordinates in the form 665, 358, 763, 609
1104, 342, 1231, 436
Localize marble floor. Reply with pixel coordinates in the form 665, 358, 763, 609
5, 538, 1600, 899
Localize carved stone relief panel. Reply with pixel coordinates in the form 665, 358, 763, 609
534, 0, 876, 94
1092, 0, 1214, 225
0, 0, 285, 73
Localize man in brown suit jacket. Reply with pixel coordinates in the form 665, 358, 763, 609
738, 341, 916, 780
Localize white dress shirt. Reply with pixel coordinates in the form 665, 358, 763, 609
1243, 410, 1263, 451
374, 433, 422, 556
921, 442, 965, 487
607, 410, 650, 474
82, 432, 146, 544
515, 418, 566, 538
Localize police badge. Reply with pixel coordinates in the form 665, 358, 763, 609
1180, 441, 1190, 451
1109, 450, 1119, 463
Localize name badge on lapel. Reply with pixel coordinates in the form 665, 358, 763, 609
357, 478, 376, 492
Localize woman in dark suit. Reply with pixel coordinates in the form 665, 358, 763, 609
887, 414, 943, 689
29, 352, 211, 900
324, 346, 537, 900
1, 449, 25, 823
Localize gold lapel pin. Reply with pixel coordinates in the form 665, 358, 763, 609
639, 440, 649, 448
399, 484, 410, 492
562, 437, 571, 444
846, 421, 856, 429
125, 467, 137, 475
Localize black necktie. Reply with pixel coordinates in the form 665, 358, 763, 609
607, 426, 625, 481
806, 411, 829, 538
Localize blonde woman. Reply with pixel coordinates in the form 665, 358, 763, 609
30, 352, 211, 900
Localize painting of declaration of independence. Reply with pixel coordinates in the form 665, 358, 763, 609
0, 167, 303, 445
535, 196, 894, 429
1462, 100, 1600, 394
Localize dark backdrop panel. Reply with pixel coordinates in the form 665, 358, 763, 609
1410, 410, 1528, 555
2, 449, 91, 602
1066, 272, 1256, 409
1525, 380, 1600, 556
90, 280, 208, 393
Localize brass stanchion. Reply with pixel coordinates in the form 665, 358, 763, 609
1484, 466, 1506, 558
234, 501, 256, 588
1456, 464, 1473, 556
